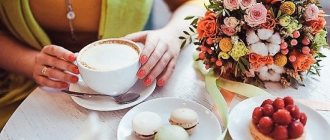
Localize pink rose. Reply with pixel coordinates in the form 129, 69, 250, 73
240, 0, 256, 10
224, 17, 239, 28
244, 3, 267, 27
221, 25, 236, 36
224, 0, 239, 11
304, 4, 319, 21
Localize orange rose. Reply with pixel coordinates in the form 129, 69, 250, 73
307, 17, 326, 34
260, 13, 277, 29
291, 50, 315, 72
197, 11, 218, 39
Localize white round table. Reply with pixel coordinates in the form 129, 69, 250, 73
0, 45, 330, 140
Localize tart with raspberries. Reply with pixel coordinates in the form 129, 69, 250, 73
250, 96, 307, 140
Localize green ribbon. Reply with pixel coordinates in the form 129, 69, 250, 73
195, 59, 271, 140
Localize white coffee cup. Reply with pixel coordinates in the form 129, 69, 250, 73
76, 38, 141, 96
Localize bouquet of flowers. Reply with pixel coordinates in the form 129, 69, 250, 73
182, 0, 328, 88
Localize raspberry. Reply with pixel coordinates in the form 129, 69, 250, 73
288, 121, 304, 138
252, 107, 264, 124
261, 99, 273, 107
273, 109, 292, 125
263, 104, 275, 116
284, 96, 294, 106
299, 112, 307, 126
273, 98, 285, 110
272, 125, 288, 140
258, 116, 274, 135
286, 105, 300, 120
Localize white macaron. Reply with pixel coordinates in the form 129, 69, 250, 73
169, 108, 199, 134
132, 111, 162, 139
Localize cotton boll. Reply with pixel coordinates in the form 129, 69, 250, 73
257, 66, 270, 81
267, 43, 281, 56
250, 42, 268, 56
268, 64, 285, 74
246, 30, 260, 45
269, 73, 281, 82
257, 29, 274, 40
267, 32, 281, 44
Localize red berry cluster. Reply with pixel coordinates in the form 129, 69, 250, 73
252, 96, 307, 140
198, 44, 222, 70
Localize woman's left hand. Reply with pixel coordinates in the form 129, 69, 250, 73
125, 29, 181, 87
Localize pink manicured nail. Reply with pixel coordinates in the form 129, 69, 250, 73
62, 83, 68, 88
157, 79, 165, 87
140, 55, 148, 65
137, 69, 146, 79
72, 67, 79, 74
70, 76, 78, 83
68, 54, 76, 62
144, 77, 152, 86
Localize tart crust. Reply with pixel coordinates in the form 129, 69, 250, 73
249, 121, 305, 140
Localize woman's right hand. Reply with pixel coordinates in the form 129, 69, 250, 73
32, 45, 80, 89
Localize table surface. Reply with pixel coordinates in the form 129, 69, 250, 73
0, 44, 330, 140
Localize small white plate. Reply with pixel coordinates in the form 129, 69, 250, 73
69, 79, 156, 111
117, 97, 222, 140
228, 95, 330, 140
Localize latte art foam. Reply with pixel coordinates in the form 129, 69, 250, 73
79, 44, 139, 71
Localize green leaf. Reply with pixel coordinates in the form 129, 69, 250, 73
180, 40, 187, 49
179, 36, 185, 40
240, 57, 250, 67
276, 10, 282, 19
191, 18, 199, 26
189, 27, 195, 33
183, 31, 190, 35
184, 16, 195, 20
238, 61, 247, 72
318, 53, 327, 57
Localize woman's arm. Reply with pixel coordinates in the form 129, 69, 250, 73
0, 32, 38, 78
125, 0, 206, 86
0, 32, 79, 88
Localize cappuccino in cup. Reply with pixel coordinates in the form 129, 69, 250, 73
77, 39, 141, 96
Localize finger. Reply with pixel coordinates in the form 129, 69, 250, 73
143, 52, 172, 86
34, 75, 68, 89
42, 45, 76, 62
37, 54, 79, 74
137, 41, 167, 79
38, 66, 78, 83
156, 58, 176, 87
124, 31, 148, 43
139, 34, 160, 65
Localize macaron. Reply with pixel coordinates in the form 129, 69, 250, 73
169, 108, 199, 134
154, 125, 189, 140
132, 111, 162, 139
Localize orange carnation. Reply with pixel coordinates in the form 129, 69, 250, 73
307, 17, 326, 34
249, 53, 274, 69
197, 11, 218, 39
290, 50, 315, 72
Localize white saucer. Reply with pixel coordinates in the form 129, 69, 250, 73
117, 97, 222, 140
228, 95, 330, 140
69, 79, 156, 111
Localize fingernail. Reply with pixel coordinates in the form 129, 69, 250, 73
72, 67, 79, 74
157, 79, 165, 87
70, 76, 78, 83
68, 54, 76, 62
62, 83, 68, 88
137, 69, 145, 79
143, 77, 152, 86
140, 55, 148, 65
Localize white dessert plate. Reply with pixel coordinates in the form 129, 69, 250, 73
69, 79, 156, 111
228, 95, 330, 140
117, 97, 222, 140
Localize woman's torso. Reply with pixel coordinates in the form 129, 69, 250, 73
29, 0, 102, 52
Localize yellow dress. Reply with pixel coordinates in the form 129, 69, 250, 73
0, 0, 152, 128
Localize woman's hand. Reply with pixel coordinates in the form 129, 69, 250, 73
32, 45, 79, 89
125, 29, 181, 87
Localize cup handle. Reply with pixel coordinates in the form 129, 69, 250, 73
73, 52, 79, 65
